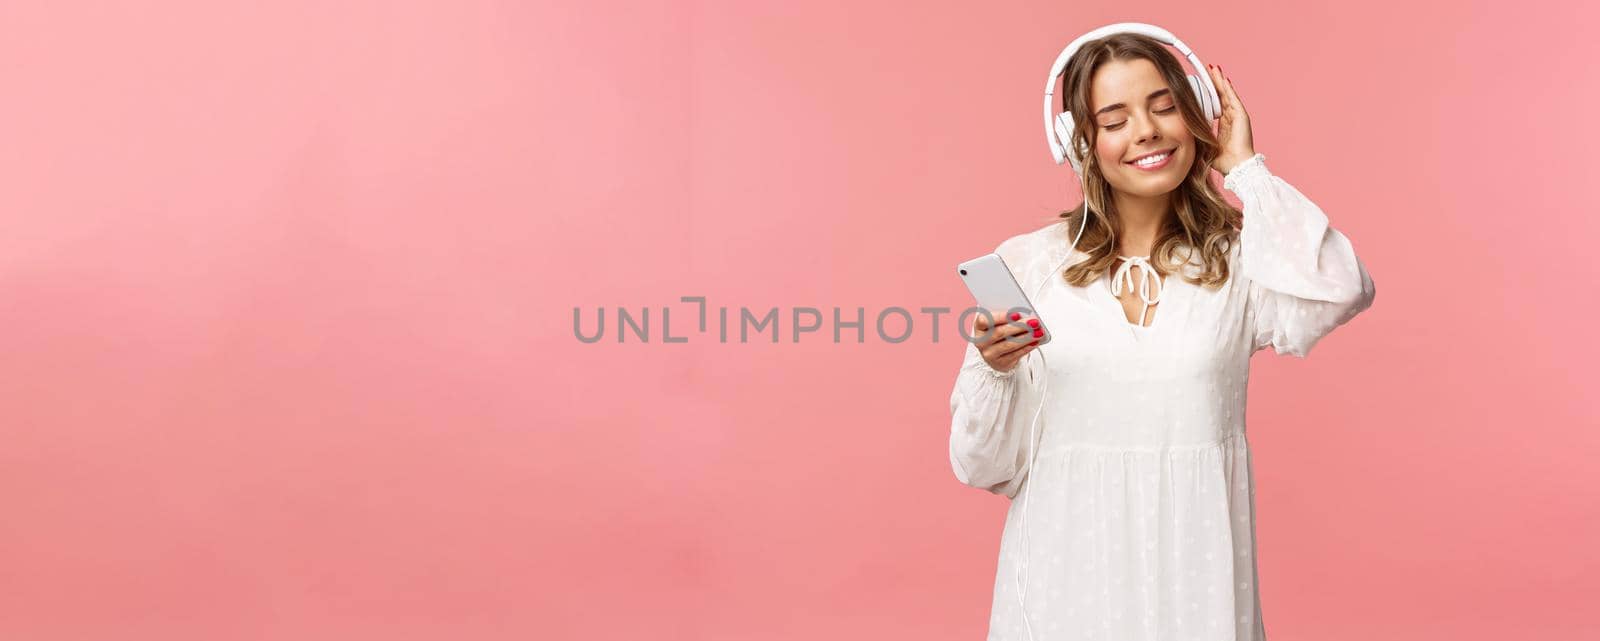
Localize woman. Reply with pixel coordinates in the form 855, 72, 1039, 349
948, 32, 1376, 640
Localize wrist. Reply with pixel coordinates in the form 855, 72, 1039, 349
1221, 152, 1268, 192
1218, 150, 1257, 175
974, 357, 1017, 379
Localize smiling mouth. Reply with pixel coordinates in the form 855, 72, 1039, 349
1126, 149, 1176, 169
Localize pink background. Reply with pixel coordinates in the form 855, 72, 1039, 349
2, 1, 1596, 639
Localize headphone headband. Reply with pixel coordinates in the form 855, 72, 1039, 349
1043, 23, 1220, 176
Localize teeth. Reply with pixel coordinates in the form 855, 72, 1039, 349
1133, 152, 1170, 167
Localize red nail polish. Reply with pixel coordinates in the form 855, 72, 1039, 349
1030, 340, 1039, 346
1027, 319, 1040, 328
1009, 312, 1021, 321
1032, 329, 1043, 338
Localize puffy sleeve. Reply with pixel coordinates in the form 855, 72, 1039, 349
948, 340, 1046, 499
947, 234, 1049, 499
1225, 153, 1377, 358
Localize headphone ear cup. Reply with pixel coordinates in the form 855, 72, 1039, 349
1054, 111, 1084, 175
1186, 74, 1218, 121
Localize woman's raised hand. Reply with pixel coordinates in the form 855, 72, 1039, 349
1205, 63, 1255, 175
971, 309, 1043, 373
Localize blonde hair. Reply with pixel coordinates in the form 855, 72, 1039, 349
1055, 32, 1240, 288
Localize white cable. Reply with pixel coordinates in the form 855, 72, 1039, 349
1011, 190, 1089, 641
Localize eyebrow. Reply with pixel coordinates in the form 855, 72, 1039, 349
1094, 88, 1173, 117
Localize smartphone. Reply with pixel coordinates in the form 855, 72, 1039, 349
958, 253, 1050, 346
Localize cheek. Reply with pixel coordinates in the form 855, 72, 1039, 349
1165, 122, 1194, 147
1094, 136, 1124, 166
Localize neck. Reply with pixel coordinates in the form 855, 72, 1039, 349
1111, 190, 1172, 257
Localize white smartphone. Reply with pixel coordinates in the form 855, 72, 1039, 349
958, 253, 1050, 346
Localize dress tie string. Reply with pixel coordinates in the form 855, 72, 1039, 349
1110, 255, 1162, 327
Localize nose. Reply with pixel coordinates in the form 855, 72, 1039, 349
1133, 114, 1162, 144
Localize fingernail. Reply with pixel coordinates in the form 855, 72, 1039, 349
1009, 312, 1021, 321
1027, 319, 1039, 328
1032, 329, 1043, 338
1030, 340, 1039, 346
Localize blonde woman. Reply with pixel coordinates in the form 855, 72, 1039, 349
949, 31, 1376, 640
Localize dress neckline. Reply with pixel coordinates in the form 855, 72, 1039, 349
1109, 256, 1164, 328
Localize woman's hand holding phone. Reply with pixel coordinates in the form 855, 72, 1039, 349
971, 308, 1044, 373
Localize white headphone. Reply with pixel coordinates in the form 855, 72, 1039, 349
1012, 23, 1221, 641
1044, 22, 1222, 178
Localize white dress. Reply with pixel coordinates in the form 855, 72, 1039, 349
949, 154, 1376, 641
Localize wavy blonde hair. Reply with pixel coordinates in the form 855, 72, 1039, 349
1054, 33, 1240, 288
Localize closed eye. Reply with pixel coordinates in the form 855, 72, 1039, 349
1103, 106, 1178, 130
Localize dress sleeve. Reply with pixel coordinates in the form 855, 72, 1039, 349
1225, 153, 1377, 357
948, 327, 1046, 499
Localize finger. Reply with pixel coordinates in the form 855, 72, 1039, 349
1013, 319, 1046, 345
992, 332, 1040, 355
970, 308, 1004, 337
1206, 63, 1225, 97
1205, 64, 1238, 110
972, 309, 1031, 338
975, 308, 1025, 330
1216, 68, 1244, 113
999, 342, 1042, 367
1001, 313, 1045, 342
982, 320, 1038, 349
981, 316, 1041, 347
1205, 65, 1234, 120
986, 340, 1039, 367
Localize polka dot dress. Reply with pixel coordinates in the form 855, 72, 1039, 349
949, 154, 1376, 640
